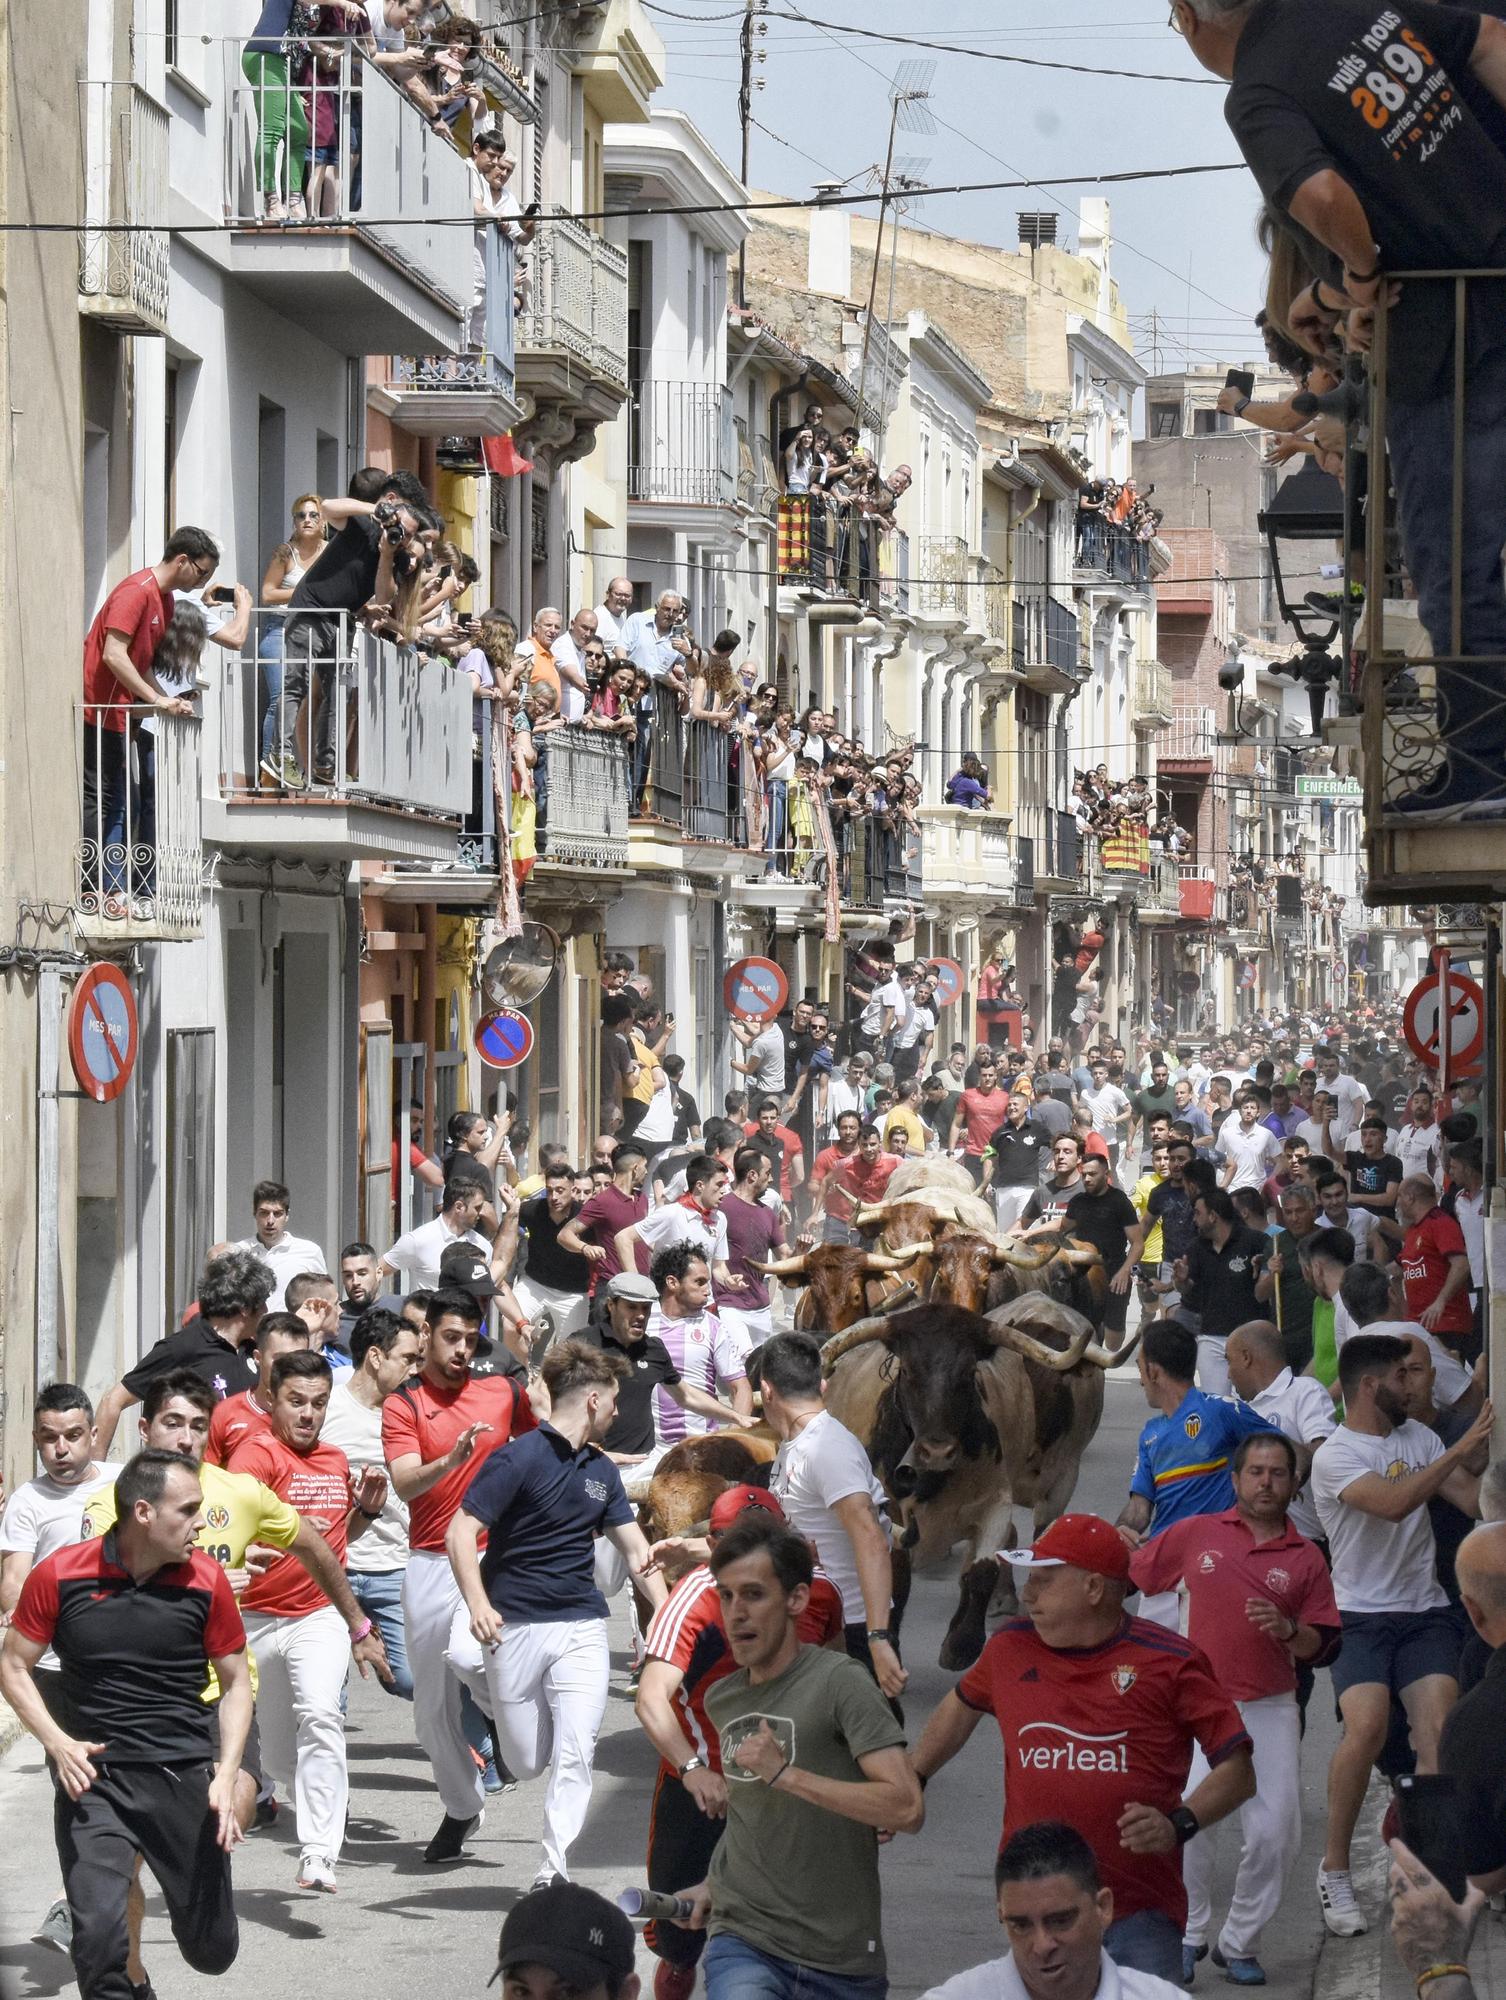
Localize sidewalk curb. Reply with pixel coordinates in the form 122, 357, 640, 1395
1311, 1774, 1390, 2000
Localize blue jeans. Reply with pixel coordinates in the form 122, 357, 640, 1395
1104, 1909, 1184, 1983
703, 1934, 887, 2000
1387, 334, 1506, 785
82, 724, 130, 898
348, 1569, 413, 1700
258, 620, 286, 762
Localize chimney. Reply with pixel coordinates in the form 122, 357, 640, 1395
808, 183, 851, 299
1017, 211, 1057, 250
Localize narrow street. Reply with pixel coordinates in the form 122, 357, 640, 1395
0, 1377, 1342, 2000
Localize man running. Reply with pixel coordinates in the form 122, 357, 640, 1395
205, 1310, 311, 1465
382, 1284, 538, 1862
447, 1340, 667, 1887
647, 1245, 754, 1441
0, 1451, 250, 2000
505, 1160, 593, 1344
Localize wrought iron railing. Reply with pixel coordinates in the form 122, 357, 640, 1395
978, 558, 1009, 644
387, 228, 517, 413
517, 211, 629, 389
915, 535, 969, 619
541, 725, 630, 869
879, 528, 910, 614
774, 495, 879, 606
628, 380, 736, 506
76, 707, 203, 939
1075, 513, 1151, 587
78, 81, 170, 332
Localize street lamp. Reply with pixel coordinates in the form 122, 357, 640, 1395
1256, 458, 1346, 737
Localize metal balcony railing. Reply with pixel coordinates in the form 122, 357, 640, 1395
219, 612, 470, 819
1133, 658, 1173, 724
518, 212, 629, 389
223, 47, 472, 315
386, 229, 517, 415
879, 528, 910, 614
1162, 708, 1218, 761
915, 535, 969, 619
774, 495, 880, 606
1046, 598, 1080, 674
76, 707, 203, 939
79, 82, 170, 332
1075, 513, 1151, 588
541, 725, 630, 870
628, 380, 736, 506
977, 558, 1009, 645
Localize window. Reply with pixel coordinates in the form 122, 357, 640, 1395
1150, 402, 1179, 437
1193, 408, 1231, 435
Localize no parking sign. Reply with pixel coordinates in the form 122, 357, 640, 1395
722, 957, 788, 1023
475, 1009, 535, 1070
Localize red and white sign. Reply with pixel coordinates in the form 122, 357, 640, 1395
928, 958, 965, 1009
722, 957, 788, 1023
67, 964, 139, 1105
1403, 957, 1484, 1078
475, 1008, 535, 1071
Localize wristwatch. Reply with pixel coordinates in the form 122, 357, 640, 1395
680, 1755, 707, 1777
1168, 1806, 1200, 1846
866, 1628, 896, 1647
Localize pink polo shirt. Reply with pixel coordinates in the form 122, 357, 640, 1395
1129, 1506, 1340, 1702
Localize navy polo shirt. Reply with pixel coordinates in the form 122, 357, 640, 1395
462, 1423, 633, 1621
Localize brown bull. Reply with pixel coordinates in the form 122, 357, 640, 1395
752, 1241, 925, 1333
853, 1195, 1108, 1324
634, 1432, 778, 1545
820, 1297, 1134, 1669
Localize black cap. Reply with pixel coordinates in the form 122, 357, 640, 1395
439, 1242, 500, 1300
491, 1882, 635, 1990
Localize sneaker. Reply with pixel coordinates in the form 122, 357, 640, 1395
296, 1850, 337, 1892
1182, 1942, 1208, 1987
531, 1870, 560, 1893
1317, 1866, 1368, 1937
130, 1982, 159, 2000
1212, 1947, 1266, 1986
312, 759, 337, 785
654, 1964, 697, 2000
33, 1900, 73, 1954
252, 1795, 280, 1831
259, 751, 305, 791
423, 1809, 482, 1863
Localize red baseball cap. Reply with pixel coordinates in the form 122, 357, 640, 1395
1003, 1512, 1130, 1582
708, 1484, 786, 1534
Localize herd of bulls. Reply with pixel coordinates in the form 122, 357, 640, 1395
638, 1158, 1125, 1669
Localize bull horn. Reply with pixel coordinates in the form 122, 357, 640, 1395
1055, 1247, 1103, 1269
990, 1239, 1057, 1270
852, 1203, 891, 1231
820, 1311, 900, 1370
752, 1251, 810, 1278
861, 1242, 927, 1273
985, 1316, 1096, 1371
1082, 1326, 1143, 1370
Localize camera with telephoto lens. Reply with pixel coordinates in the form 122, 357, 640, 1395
373, 498, 407, 548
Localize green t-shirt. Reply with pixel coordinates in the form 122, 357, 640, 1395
1310, 1296, 1339, 1391
706, 1645, 906, 1976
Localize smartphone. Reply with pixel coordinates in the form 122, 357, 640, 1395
1224, 367, 1255, 400
1392, 1774, 1469, 1903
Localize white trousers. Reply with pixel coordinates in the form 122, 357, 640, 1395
483, 1616, 611, 1880
242, 1605, 349, 1863
402, 1549, 485, 1820
510, 1274, 590, 1345
716, 1303, 772, 1358
1196, 1334, 1230, 1396
993, 1185, 1035, 1230
1182, 1690, 1301, 1957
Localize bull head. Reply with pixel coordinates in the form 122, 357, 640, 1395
753, 1250, 812, 1279
988, 1238, 1058, 1271
986, 1313, 1137, 1372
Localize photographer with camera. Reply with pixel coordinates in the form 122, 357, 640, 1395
264, 467, 433, 790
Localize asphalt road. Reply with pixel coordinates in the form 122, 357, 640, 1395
0, 1375, 1340, 2000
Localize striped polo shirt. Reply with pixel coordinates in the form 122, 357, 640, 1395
1129, 1387, 1281, 1536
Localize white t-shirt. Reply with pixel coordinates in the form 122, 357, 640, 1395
862, 977, 907, 1039
382, 1216, 489, 1290
1247, 1368, 1337, 1540
636, 1200, 728, 1268
1336, 1317, 1473, 1410
1397, 1122, 1441, 1185
1454, 1187, 1486, 1289
922, 1946, 1183, 2000
1311, 1420, 1448, 1613
1333, 1205, 1376, 1261
742, 1023, 786, 1094
594, 603, 628, 651
825, 1076, 867, 1139
648, 1305, 745, 1443
550, 633, 589, 723
1081, 1083, 1131, 1141
1320, 1072, 1370, 1141
894, 1001, 935, 1054
319, 1383, 411, 1574
1215, 1121, 1281, 1191
634, 1074, 677, 1146
0, 1464, 121, 1668
770, 1410, 888, 1623
234, 1231, 327, 1311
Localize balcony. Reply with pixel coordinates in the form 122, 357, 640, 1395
1082, 827, 1151, 902
774, 496, 881, 609
1132, 658, 1174, 729
75, 709, 203, 942
573, 0, 668, 122
878, 529, 910, 615
1037, 808, 1081, 891
918, 807, 1021, 906
1016, 595, 1082, 690
516, 214, 630, 437
840, 816, 916, 910
1015, 833, 1036, 901
1138, 854, 1182, 923
628, 380, 736, 509
537, 726, 631, 874
914, 536, 969, 624
977, 558, 1009, 649
1178, 865, 1216, 922
222, 51, 472, 355
207, 614, 471, 864
1160, 708, 1218, 766
79, 82, 170, 334
378, 230, 521, 437
1075, 513, 1152, 591
631, 691, 763, 874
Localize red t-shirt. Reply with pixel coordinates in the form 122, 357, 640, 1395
643, 1563, 846, 1776
1401, 1207, 1472, 1336
1082, 1129, 1111, 1163
380, 1369, 537, 1551
1128, 1509, 1341, 1702
957, 1086, 1011, 1155
574, 1185, 649, 1292
228, 1433, 352, 1620
743, 1121, 805, 1201
206, 1388, 272, 1468
809, 1144, 855, 1195
826, 1150, 902, 1221
957, 1613, 1251, 1926
83, 569, 173, 732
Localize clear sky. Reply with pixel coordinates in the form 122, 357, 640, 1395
650, 0, 1270, 373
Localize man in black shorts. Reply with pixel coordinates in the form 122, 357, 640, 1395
0, 1450, 250, 2000
1062, 1154, 1146, 1347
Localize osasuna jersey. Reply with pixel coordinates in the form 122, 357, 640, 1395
957, 1614, 1250, 1928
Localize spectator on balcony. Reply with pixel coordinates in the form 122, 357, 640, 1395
586, 662, 640, 760
364, 0, 425, 79
782, 427, 816, 495
407, 14, 485, 138
267, 466, 431, 790
593, 577, 636, 660
548, 608, 597, 724
468, 130, 532, 351
944, 752, 992, 811
257, 494, 328, 763
758, 706, 799, 876
243, 0, 326, 221
512, 679, 562, 881
137, 590, 252, 907
299, 5, 370, 216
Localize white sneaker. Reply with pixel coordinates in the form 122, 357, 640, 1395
1316, 1867, 1367, 1937
296, 1850, 337, 1893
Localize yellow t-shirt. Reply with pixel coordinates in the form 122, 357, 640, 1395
85, 1460, 301, 1698
627, 1032, 657, 1106
883, 1104, 928, 1155
1131, 1171, 1166, 1264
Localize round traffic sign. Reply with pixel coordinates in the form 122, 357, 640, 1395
475, 1008, 535, 1070
1403, 968, 1484, 1071
722, 956, 788, 1023
67, 964, 139, 1105
928, 958, 965, 1009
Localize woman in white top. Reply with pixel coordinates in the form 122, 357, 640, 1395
760, 708, 799, 876
258, 494, 327, 760
783, 427, 815, 495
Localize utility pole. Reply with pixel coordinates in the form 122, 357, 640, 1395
737, 0, 756, 309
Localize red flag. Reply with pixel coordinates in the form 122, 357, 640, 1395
482, 433, 534, 478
